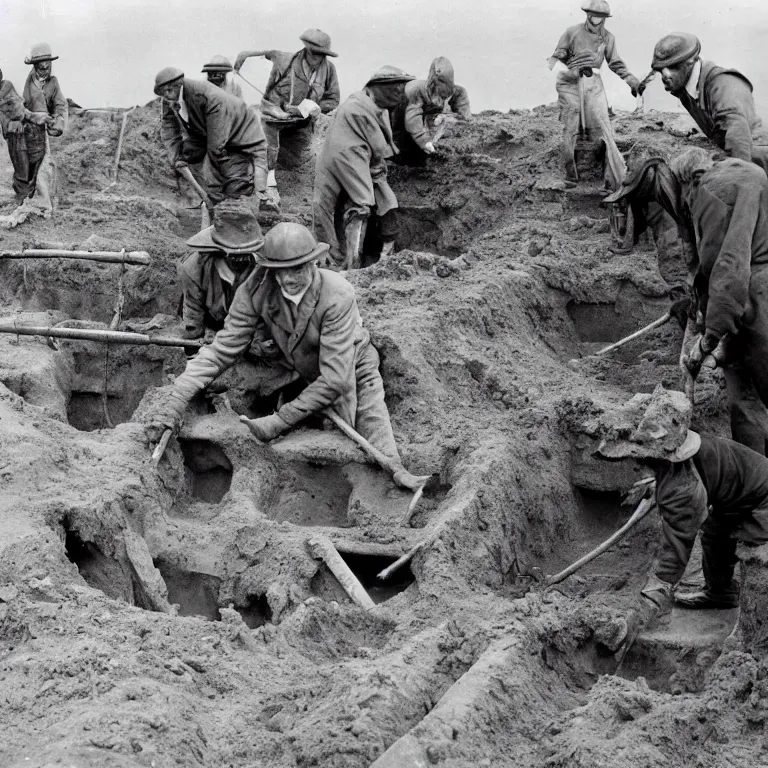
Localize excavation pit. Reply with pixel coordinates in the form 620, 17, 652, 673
154, 561, 222, 622
339, 553, 415, 604
236, 594, 273, 628
179, 439, 234, 503
265, 461, 353, 528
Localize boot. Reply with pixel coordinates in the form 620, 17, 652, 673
564, 155, 578, 189
380, 240, 396, 259
675, 589, 739, 609
343, 217, 366, 271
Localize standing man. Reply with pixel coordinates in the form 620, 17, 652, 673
391, 56, 470, 166
597, 388, 768, 622
0, 70, 28, 200
549, 0, 643, 189
179, 201, 262, 345
671, 148, 768, 456
651, 33, 768, 174
16, 43, 67, 205
313, 66, 414, 269
144, 222, 424, 492
234, 29, 340, 199
202, 55, 243, 100
154, 67, 268, 207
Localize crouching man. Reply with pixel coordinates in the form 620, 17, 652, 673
145, 222, 423, 490
597, 387, 768, 636
179, 201, 262, 345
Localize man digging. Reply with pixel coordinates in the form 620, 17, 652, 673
202, 55, 243, 100
145, 222, 424, 491
596, 387, 768, 639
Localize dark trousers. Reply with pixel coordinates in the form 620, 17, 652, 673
11, 124, 46, 199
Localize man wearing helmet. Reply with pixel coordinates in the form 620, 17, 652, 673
235, 30, 340, 199
313, 66, 415, 269
651, 32, 768, 174
154, 67, 268, 207
15, 43, 67, 204
144, 222, 423, 491
549, 1, 643, 189
202, 55, 243, 100
390, 56, 470, 166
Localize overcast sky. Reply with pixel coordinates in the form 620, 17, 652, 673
0, 0, 766, 114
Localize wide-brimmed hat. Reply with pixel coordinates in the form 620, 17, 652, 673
366, 65, 416, 87
652, 33, 701, 71
581, 0, 611, 17
258, 222, 329, 268
154, 67, 184, 95
300, 29, 338, 58
25, 42, 58, 65
596, 386, 701, 463
187, 201, 265, 254
202, 55, 233, 73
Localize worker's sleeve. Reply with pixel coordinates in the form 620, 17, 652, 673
708, 74, 756, 162
178, 255, 206, 338
173, 279, 261, 400
351, 111, 394, 161
403, 85, 429, 149
704, 182, 760, 337
0, 83, 26, 129
654, 462, 710, 585
48, 79, 68, 134
277, 294, 358, 426
263, 51, 292, 106
604, 33, 633, 81
160, 101, 183, 166
204, 95, 228, 163
550, 29, 572, 63
449, 85, 471, 119
318, 65, 340, 113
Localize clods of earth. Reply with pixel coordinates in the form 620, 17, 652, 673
0, 100, 766, 768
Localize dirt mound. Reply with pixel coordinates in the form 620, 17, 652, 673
0, 103, 758, 768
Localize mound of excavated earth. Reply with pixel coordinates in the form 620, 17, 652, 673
0, 100, 766, 768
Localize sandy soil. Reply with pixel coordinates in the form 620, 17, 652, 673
0, 99, 764, 768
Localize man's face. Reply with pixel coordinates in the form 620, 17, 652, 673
274, 262, 315, 295
159, 80, 183, 102
586, 13, 606, 27
372, 82, 406, 109
305, 50, 325, 69
34, 60, 52, 78
207, 71, 226, 87
659, 58, 696, 94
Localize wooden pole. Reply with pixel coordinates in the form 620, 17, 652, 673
112, 106, 136, 182
377, 542, 425, 581
152, 429, 173, 467
177, 165, 215, 210
0, 324, 202, 348
546, 497, 655, 586
0, 249, 150, 265
308, 535, 376, 610
592, 312, 670, 357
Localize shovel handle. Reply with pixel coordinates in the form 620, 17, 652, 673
152, 429, 172, 467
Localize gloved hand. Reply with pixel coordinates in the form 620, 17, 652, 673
6, 120, 23, 134
285, 105, 303, 117
684, 330, 722, 376
627, 75, 644, 97
174, 159, 189, 171
239, 413, 290, 442
143, 385, 189, 445
247, 336, 282, 362
424, 141, 436, 155
203, 328, 217, 344
26, 111, 49, 126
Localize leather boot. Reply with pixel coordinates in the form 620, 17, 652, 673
343, 217, 366, 271
675, 589, 739, 609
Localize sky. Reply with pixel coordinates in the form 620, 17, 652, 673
0, 0, 766, 115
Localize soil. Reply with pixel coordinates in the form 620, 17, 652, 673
0, 99, 765, 768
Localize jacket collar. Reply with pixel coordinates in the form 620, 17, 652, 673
265, 269, 322, 349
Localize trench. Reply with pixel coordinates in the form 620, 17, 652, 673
339, 553, 415, 604
179, 439, 234, 504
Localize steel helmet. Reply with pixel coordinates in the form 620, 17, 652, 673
581, 0, 611, 17
366, 65, 416, 87
154, 67, 184, 95
25, 42, 58, 64
258, 223, 329, 268
202, 55, 234, 73
652, 33, 701, 70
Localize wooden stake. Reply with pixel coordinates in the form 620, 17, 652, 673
0, 249, 150, 265
308, 535, 375, 610
151, 429, 173, 467
378, 542, 425, 581
0, 324, 202, 348
591, 312, 670, 357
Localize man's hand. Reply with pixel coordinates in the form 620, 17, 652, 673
627, 75, 645, 97
684, 330, 721, 376
239, 413, 290, 442
26, 111, 49, 126
174, 159, 189, 171
143, 385, 189, 446
285, 105, 303, 117
424, 141, 436, 155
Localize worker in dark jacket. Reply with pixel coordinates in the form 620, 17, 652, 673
549, 0, 642, 189
671, 149, 768, 455
0, 70, 28, 200
154, 68, 268, 206
598, 388, 768, 615
391, 56, 470, 166
179, 201, 262, 344
234, 29, 340, 198
16, 43, 67, 204
651, 33, 768, 174
145, 223, 424, 492
313, 65, 415, 269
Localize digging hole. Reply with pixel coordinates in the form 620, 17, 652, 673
567, 301, 644, 343
339, 553, 415, 604
66, 346, 167, 431
154, 560, 222, 621
179, 439, 233, 503
64, 528, 134, 603
236, 594, 273, 628
266, 461, 352, 527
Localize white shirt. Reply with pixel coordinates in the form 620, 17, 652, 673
281, 285, 310, 306
685, 59, 702, 100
